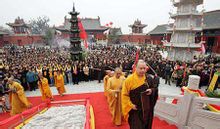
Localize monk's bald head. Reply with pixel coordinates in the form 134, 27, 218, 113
115, 67, 122, 78
136, 60, 147, 77
136, 60, 146, 68
8, 77, 14, 84
115, 67, 122, 73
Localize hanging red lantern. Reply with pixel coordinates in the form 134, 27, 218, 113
106, 24, 109, 27
109, 22, 113, 25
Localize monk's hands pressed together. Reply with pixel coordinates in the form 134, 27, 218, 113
145, 89, 152, 95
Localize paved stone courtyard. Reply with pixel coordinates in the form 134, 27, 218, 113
25, 79, 183, 97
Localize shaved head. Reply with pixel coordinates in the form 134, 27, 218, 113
115, 67, 122, 73
136, 60, 147, 77
115, 67, 122, 78
136, 60, 146, 68
8, 77, 14, 84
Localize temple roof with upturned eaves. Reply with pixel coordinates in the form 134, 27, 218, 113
129, 19, 147, 28
56, 17, 108, 32
6, 17, 29, 28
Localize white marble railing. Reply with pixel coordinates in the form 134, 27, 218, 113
188, 97, 220, 129
155, 93, 220, 129
155, 94, 183, 125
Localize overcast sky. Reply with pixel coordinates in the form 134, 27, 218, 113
0, 0, 220, 34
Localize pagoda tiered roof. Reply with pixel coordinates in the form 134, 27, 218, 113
172, 0, 203, 7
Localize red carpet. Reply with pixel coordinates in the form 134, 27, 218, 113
0, 92, 177, 129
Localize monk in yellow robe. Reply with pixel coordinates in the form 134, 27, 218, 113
106, 71, 115, 104
38, 73, 53, 101
107, 68, 126, 126
121, 60, 158, 129
7, 77, 32, 115
55, 70, 66, 96
103, 70, 113, 97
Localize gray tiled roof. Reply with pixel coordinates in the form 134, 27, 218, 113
148, 10, 220, 35
203, 10, 220, 30
81, 18, 107, 30
57, 18, 108, 31
109, 28, 123, 35
0, 30, 9, 35
148, 24, 172, 35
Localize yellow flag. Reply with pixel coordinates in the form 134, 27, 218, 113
208, 73, 219, 92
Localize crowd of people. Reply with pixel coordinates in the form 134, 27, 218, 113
0, 45, 219, 120
1, 46, 219, 89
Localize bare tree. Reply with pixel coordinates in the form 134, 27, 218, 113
29, 16, 50, 34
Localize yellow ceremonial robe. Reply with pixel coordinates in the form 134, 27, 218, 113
103, 75, 110, 97
107, 76, 126, 125
121, 72, 146, 121
55, 74, 66, 95
38, 78, 53, 101
9, 82, 31, 115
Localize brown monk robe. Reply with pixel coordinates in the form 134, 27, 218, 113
107, 68, 125, 126
38, 73, 53, 101
121, 60, 158, 129
7, 77, 32, 115
55, 70, 66, 96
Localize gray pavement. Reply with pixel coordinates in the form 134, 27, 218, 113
25, 79, 182, 97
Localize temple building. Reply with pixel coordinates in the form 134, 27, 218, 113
202, 10, 220, 54
129, 19, 147, 34
148, 24, 172, 45
148, 9, 220, 55
56, 16, 108, 42
118, 19, 151, 44
2, 17, 43, 46
0, 29, 10, 47
7, 17, 30, 34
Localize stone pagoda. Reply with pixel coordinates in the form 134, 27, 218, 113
165, 0, 203, 61
69, 3, 82, 61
